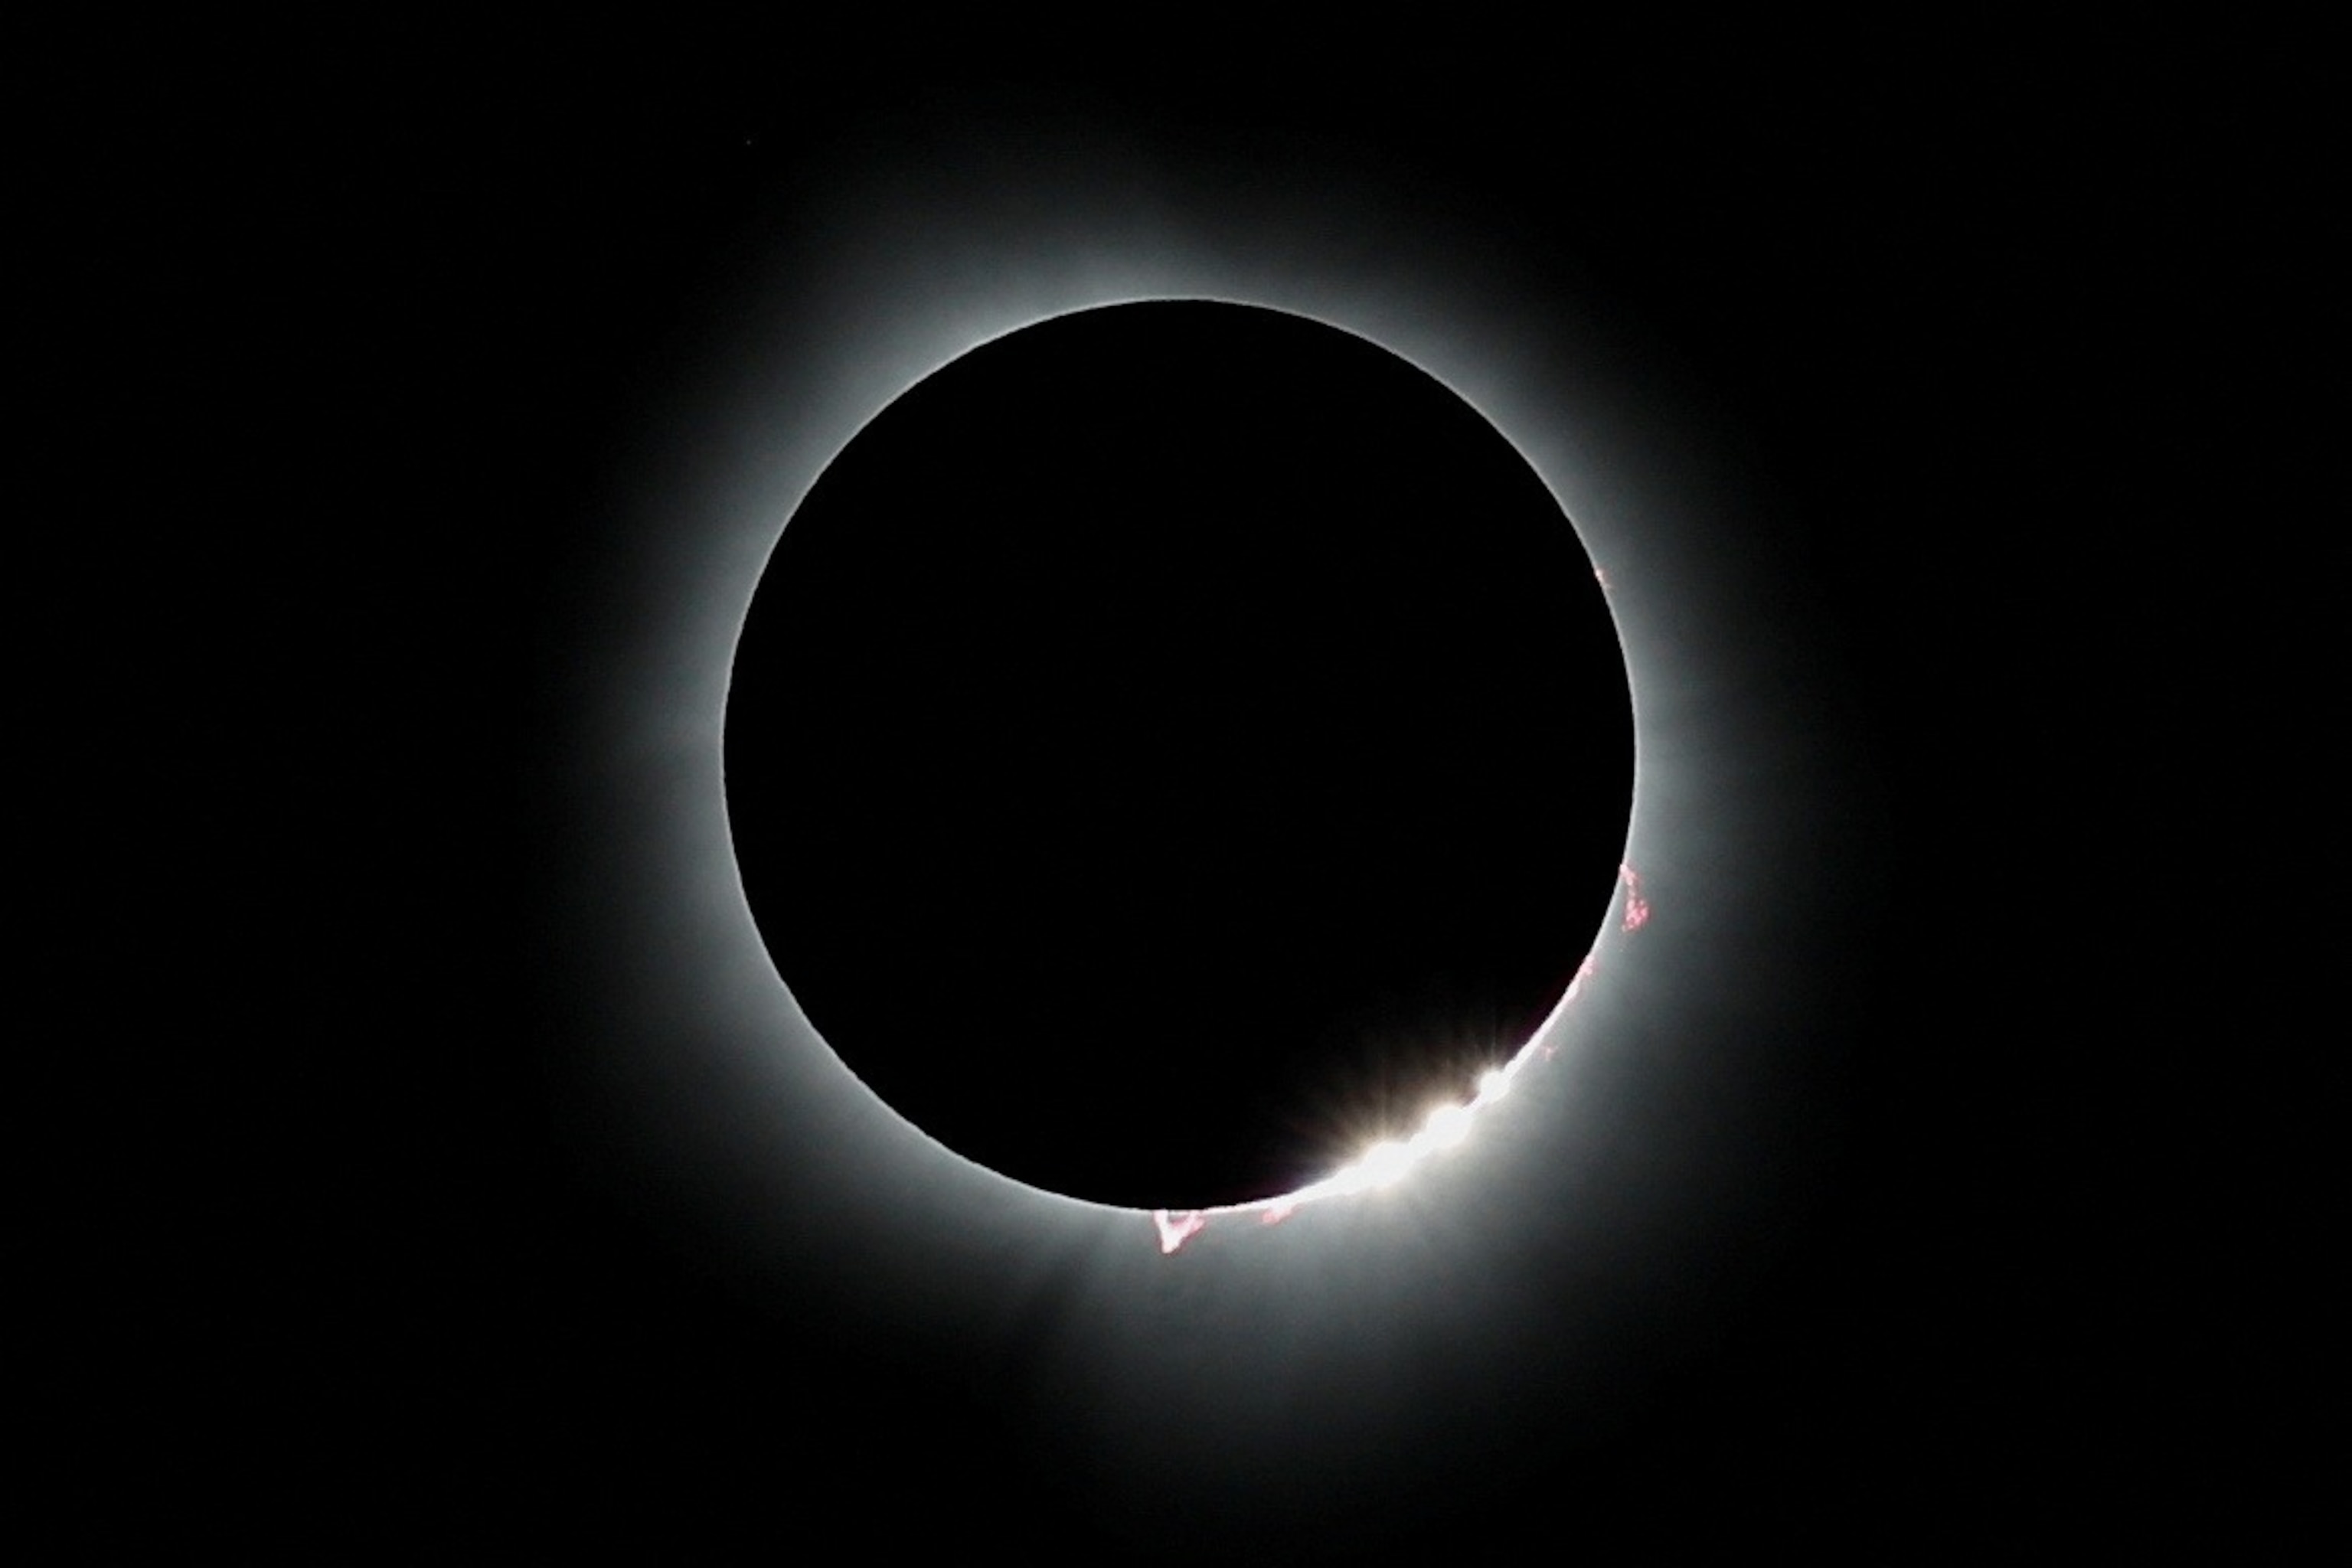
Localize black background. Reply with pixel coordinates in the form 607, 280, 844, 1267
46, 17, 2331, 1553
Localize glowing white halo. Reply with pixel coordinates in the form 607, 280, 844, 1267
551, 134, 1860, 1517
668, 260, 1650, 1236
638, 234, 1658, 1203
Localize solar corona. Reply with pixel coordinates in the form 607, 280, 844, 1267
555, 142, 1849, 1527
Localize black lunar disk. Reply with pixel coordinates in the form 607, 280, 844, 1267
725, 302, 1632, 1210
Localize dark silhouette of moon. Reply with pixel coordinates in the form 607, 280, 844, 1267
725, 302, 1632, 1210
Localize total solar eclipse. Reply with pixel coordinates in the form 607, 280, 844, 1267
724, 301, 1633, 1212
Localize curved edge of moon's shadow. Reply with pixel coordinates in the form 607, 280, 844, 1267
719, 299, 1639, 1214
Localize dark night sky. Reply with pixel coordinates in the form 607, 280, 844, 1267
47, 18, 2332, 1554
